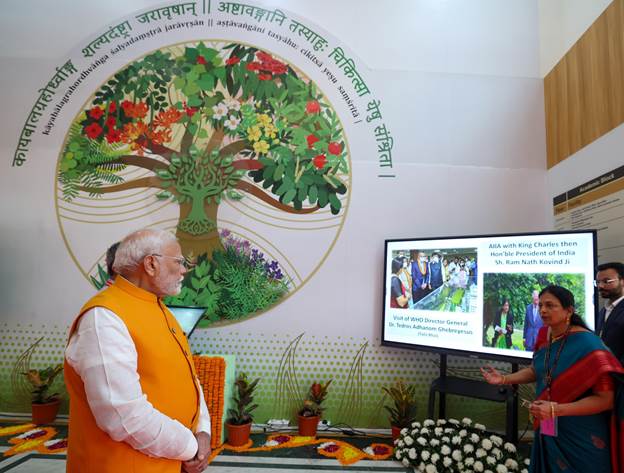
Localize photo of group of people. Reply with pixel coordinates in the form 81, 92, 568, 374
482, 272, 586, 351
389, 248, 478, 312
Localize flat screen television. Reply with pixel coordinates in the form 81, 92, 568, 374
381, 230, 597, 363
166, 305, 204, 338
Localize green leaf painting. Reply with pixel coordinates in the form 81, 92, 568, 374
61, 41, 350, 326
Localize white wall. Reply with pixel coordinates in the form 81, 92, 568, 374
0, 0, 550, 423
538, 0, 612, 76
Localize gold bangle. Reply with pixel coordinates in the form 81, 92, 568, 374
501, 375, 507, 385
550, 402, 556, 419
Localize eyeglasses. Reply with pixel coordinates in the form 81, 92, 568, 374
593, 278, 620, 287
150, 254, 192, 269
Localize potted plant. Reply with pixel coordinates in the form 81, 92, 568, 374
297, 380, 332, 437
225, 372, 260, 446
23, 364, 64, 425
382, 379, 418, 441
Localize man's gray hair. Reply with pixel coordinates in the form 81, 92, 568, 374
112, 229, 178, 276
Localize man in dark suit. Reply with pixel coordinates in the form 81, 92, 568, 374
595, 262, 624, 363
410, 250, 430, 303
523, 290, 543, 351
429, 252, 443, 291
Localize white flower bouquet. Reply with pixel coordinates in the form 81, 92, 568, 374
394, 418, 530, 473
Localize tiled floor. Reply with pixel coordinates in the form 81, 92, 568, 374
0, 453, 66, 473
0, 452, 409, 472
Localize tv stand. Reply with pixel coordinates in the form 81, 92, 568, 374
427, 354, 518, 444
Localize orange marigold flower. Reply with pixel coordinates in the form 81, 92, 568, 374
129, 141, 146, 156
121, 101, 149, 119
121, 121, 148, 143
132, 102, 149, 119
153, 107, 183, 128
148, 128, 172, 145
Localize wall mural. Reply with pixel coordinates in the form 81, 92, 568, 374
4, 0, 398, 326
5, 0, 407, 424
57, 40, 350, 325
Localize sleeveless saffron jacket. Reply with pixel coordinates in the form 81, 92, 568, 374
64, 276, 200, 473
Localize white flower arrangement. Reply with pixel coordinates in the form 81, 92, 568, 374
504, 442, 517, 453
394, 418, 528, 472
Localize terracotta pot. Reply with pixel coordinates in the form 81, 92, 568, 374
391, 425, 402, 441
226, 421, 251, 447
31, 399, 61, 425
297, 414, 319, 437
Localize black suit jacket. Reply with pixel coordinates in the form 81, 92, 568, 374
493, 309, 515, 330
598, 302, 624, 363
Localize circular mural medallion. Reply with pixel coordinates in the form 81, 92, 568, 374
56, 40, 351, 326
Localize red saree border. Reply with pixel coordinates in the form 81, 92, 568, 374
535, 349, 624, 404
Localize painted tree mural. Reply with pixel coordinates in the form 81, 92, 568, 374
58, 42, 349, 323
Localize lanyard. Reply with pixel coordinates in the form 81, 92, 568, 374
542, 325, 571, 400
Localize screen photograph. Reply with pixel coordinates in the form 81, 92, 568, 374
382, 231, 597, 362
388, 248, 477, 313
482, 272, 586, 352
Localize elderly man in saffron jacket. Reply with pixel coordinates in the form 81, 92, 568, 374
65, 229, 211, 473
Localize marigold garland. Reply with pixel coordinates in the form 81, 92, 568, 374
193, 355, 226, 449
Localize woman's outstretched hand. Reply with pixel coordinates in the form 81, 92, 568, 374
480, 364, 505, 385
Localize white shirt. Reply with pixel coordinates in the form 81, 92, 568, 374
604, 295, 624, 322
65, 307, 211, 461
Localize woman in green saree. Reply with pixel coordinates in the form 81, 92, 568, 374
491, 299, 514, 349
482, 285, 624, 472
